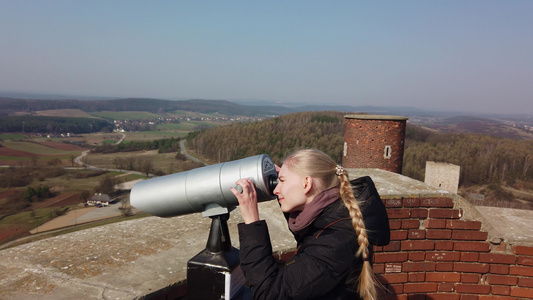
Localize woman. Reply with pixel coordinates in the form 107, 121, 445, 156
231, 149, 380, 300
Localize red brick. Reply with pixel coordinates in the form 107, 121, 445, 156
427, 229, 452, 239
388, 283, 403, 294
512, 245, 533, 256
408, 272, 425, 282
390, 230, 408, 241
438, 282, 455, 292
460, 252, 479, 262
510, 286, 533, 298
403, 261, 436, 272
487, 275, 517, 286
519, 277, 533, 288
426, 251, 461, 261
424, 219, 446, 229
373, 263, 385, 273
435, 262, 454, 271
452, 230, 488, 241
410, 208, 428, 218
426, 272, 461, 282
403, 197, 419, 207
374, 252, 408, 263
518, 256, 533, 267
388, 219, 401, 230
380, 273, 408, 284
454, 241, 490, 252
420, 197, 454, 208
461, 273, 480, 283
408, 229, 425, 239
403, 282, 438, 293
385, 198, 403, 208
446, 220, 482, 230
478, 253, 516, 264
456, 284, 491, 294
491, 285, 511, 296
387, 208, 410, 219
402, 219, 420, 229
409, 251, 426, 261
382, 241, 401, 252
510, 265, 533, 277
429, 208, 462, 219
426, 293, 460, 300
490, 264, 509, 275
435, 241, 454, 251
401, 240, 435, 251
454, 262, 490, 273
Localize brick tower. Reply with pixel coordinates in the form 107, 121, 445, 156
343, 114, 408, 173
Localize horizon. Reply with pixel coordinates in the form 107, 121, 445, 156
1, 1, 532, 115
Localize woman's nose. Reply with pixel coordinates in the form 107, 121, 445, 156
273, 184, 280, 195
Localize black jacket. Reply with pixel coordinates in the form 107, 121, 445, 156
238, 176, 389, 300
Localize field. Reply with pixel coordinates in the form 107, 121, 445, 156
91, 111, 160, 120
0, 140, 89, 166
34, 109, 97, 118
83, 150, 182, 174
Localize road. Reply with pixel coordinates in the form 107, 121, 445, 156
180, 139, 208, 166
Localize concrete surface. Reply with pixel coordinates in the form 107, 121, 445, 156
475, 206, 533, 244
0, 169, 532, 299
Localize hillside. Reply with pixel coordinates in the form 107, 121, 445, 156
187, 112, 533, 209
0, 97, 284, 118
2, 97, 532, 140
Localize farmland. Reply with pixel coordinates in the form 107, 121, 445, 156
0, 109, 231, 246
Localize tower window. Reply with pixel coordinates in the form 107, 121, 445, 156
384, 145, 392, 159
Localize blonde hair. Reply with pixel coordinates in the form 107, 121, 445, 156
284, 148, 377, 300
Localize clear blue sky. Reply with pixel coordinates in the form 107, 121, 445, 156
1, 1, 531, 114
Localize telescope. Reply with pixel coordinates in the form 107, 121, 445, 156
130, 154, 278, 217
130, 154, 278, 299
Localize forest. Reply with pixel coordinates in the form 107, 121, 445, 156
186, 111, 533, 189
91, 137, 181, 154
0, 97, 282, 117
0, 115, 113, 134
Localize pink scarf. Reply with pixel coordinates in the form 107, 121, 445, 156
288, 187, 341, 233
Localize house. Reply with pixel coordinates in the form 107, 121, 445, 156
87, 193, 114, 207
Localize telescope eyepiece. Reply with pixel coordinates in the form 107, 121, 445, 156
268, 175, 278, 194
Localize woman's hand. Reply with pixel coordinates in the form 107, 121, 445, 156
231, 178, 260, 224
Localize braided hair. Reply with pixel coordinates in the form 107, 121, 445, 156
283, 148, 377, 300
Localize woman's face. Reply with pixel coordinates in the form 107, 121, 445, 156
273, 164, 309, 213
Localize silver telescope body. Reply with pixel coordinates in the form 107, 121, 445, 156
130, 154, 278, 217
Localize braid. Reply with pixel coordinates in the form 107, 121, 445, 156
338, 170, 377, 300
283, 148, 378, 300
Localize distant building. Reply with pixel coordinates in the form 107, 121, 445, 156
343, 114, 408, 174
87, 193, 114, 207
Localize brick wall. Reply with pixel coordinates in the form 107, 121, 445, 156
374, 195, 533, 300
343, 115, 407, 174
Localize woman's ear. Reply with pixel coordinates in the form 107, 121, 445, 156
303, 176, 313, 194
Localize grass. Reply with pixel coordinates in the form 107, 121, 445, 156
0, 134, 26, 140
91, 111, 160, 120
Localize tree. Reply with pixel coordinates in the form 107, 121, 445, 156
80, 190, 91, 202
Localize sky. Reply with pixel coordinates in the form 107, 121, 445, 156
0, 1, 532, 115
